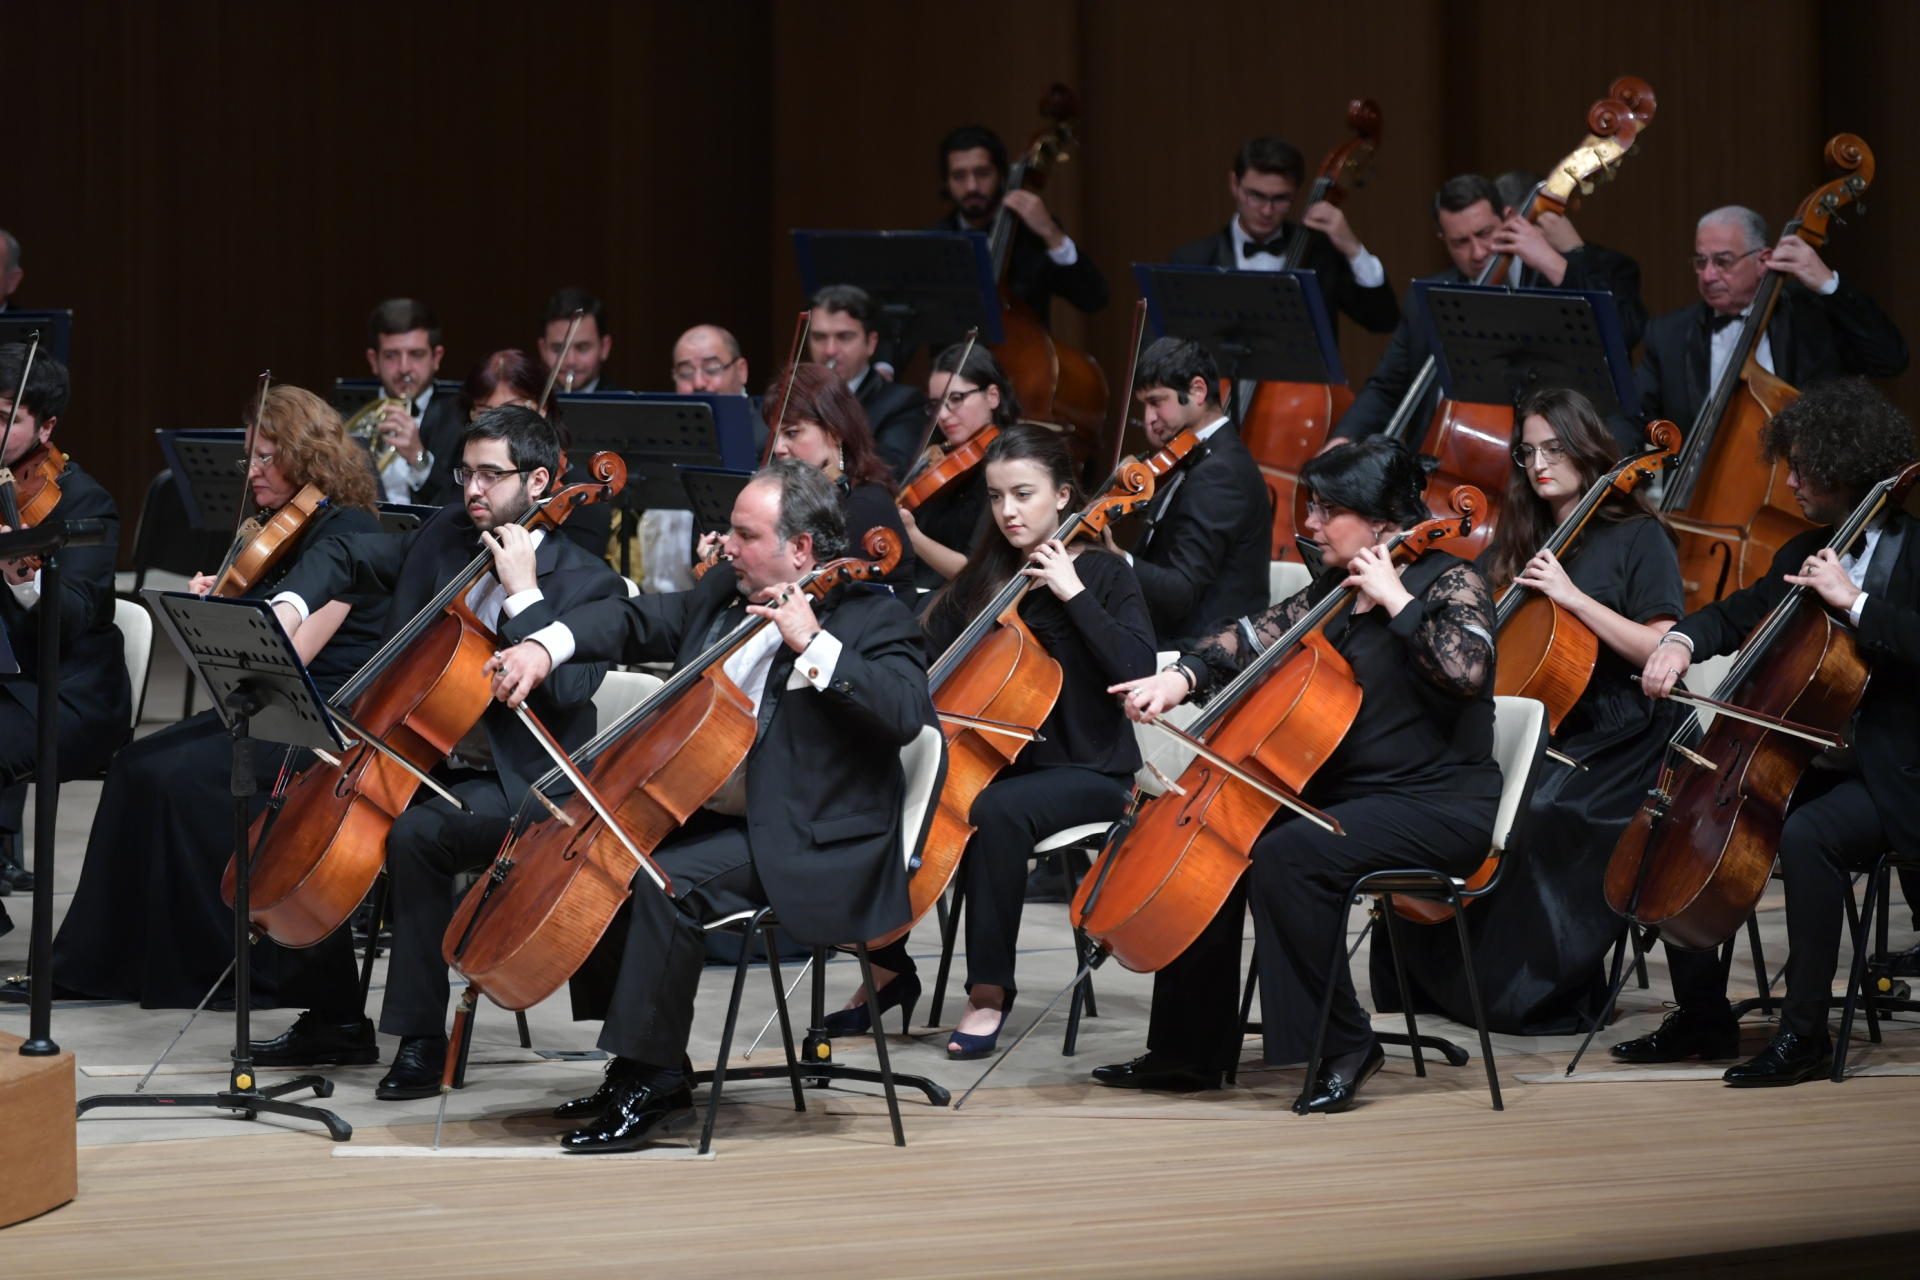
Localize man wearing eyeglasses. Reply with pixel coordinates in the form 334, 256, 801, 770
1634, 205, 1907, 430
1170, 136, 1400, 344
807, 284, 927, 479
1334, 174, 1647, 446
246, 405, 625, 1098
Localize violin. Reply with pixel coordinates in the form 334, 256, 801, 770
986, 85, 1109, 469
1377, 77, 1655, 557
0, 331, 65, 571
1660, 134, 1875, 610
207, 483, 330, 598
1604, 462, 1916, 950
226, 453, 627, 947
898, 423, 1000, 514
1071, 486, 1485, 974
1241, 99, 1382, 560
443, 528, 903, 1011
883, 456, 1169, 945
1494, 420, 1682, 733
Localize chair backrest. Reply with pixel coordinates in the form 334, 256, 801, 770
1488, 695, 1549, 854
897, 723, 947, 873
1132, 650, 1202, 796
113, 596, 155, 730
590, 669, 665, 727
1683, 648, 1738, 729
1268, 559, 1312, 607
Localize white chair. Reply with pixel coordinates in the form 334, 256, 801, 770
1298, 694, 1549, 1113
1682, 648, 1738, 729
590, 668, 663, 727
114, 596, 155, 729
1268, 559, 1312, 607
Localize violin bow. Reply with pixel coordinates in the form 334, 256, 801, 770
1631, 677, 1846, 752
205, 371, 273, 595
538, 308, 586, 416
759, 309, 814, 466
1142, 715, 1345, 835
509, 704, 673, 893
0, 330, 42, 530
899, 326, 981, 492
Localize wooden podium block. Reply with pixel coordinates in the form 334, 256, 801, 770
0, 1031, 77, 1227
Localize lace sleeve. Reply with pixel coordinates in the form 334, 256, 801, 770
1185, 583, 1317, 696
1402, 561, 1494, 698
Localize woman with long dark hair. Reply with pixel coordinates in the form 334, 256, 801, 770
826, 425, 1155, 1058
899, 342, 1022, 591
1375, 386, 1686, 1035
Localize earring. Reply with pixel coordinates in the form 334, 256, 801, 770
836, 445, 845, 476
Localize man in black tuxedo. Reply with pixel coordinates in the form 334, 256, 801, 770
487, 459, 936, 1152
0, 347, 130, 930
1107, 337, 1271, 646
1335, 174, 1647, 448
1622, 379, 1920, 1086
1170, 136, 1400, 343
247, 406, 624, 1096
1634, 205, 1906, 431
540, 286, 622, 394
362, 297, 468, 505
808, 284, 926, 479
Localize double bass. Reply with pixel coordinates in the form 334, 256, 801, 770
1072, 487, 1484, 973
986, 84, 1109, 468
1240, 99, 1384, 560
1604, 462, 1916, 950
1381, 77, 1655, 557
1660, 135, 1876, 610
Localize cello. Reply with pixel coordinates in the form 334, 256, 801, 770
442, 529, 903, 1011
1660, 134, 1875, 611
986, 84, 1109, 469
1604, 462, 1916, 951
1240, 99, 1384, 560
1071, 486, 1485, 974
227, 454, 626, 947
1379, 77, 1655, 557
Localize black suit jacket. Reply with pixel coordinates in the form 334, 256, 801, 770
408, 393, 471, 506
1131, 423, 1272, 645
852, 368, 927, 481
273, 504, 623, 800
1673, 512, 1920, 858
558, 568, 936, 944
0, 460, 130, 776
932, 211, 1109, 327
1635, 281, 1908, 430
1168, 224, 1400, 337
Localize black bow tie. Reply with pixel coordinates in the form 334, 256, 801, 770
1709, 312, 1744, 333
1242, 236, 1285, 259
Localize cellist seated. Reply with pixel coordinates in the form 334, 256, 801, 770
1098, 438, 1501, 1112
1625, 379, 1920, 1086
486, 460, 937, 1153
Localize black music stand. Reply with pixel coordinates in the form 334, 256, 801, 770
1135, 264, 1346, 420
0, 310, 74, 366
793, 229, 1003, 361
329, 377, 462, 417
675, 466, 755, 538
1414, 282, 1640, 424
76, 592, 353, 1140
375, 501, 439, 535
157, 430, 249, 531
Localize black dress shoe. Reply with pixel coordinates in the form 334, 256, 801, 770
0, 974, 91, 1003
1722, 1030, 1832, 1088
1293, 1041, 1386, 1115
552, 1057, 645, 1121
559, 1077, 695, 1153
1090, 1051, 1224, 1092
375, 1035, 448, 1100
249, 1012, 379, 1066
1609, 1007, 1741, 1064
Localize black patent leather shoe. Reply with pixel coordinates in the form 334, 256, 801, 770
1090, 1051, 1224, 1093
559, 1078, 695, 1153
1609, 1007, 1742, 1064
374, 1035, 448, 1100
1293, 1041, 1386, 1115
1722, 1030, 1832, 1087
552, 1058, 646, 1121
249, 1012, 379, 1067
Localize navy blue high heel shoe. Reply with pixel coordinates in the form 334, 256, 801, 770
822, 971, 922, 1037
946, 995, 1016, 1061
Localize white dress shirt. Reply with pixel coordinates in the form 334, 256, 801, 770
1230, 216, 1386, 289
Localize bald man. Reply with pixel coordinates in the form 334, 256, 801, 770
670, 325, 751, 397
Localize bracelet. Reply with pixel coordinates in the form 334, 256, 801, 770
1656, 631, 1694, 653
1162, 660, 1197, 693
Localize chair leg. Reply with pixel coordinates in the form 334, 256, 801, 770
699, 917, 763, 1156
1379, 897, 1426, 1077
1062, 927, 1090, 1057
1745, 913, 1775, 1015
450, 992, 479, 1090
1447, 889, 1503, 1111
930, 879, 965, 1026
855, 944, 906, 1147
762, 925, 805, 1113
1228, 946, 1260, 1087
1631, 928, 1650, 990
1293, 889, 1355, 1114
1833, 860, 1888, 1082
514, 1010, 532, 1050
357, 873, 390, 1009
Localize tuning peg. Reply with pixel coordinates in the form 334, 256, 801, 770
1578, 179, 1596, 195
1857, 200, 1869, 216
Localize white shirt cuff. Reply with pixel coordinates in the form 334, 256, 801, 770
1348, 248, 1386, 289
1047, 235, 1079, 267
502, 588, 544, 620
1122, 551, 1134, 566
1848, 591, 1867, 626
795, 628, 843, 690
526, 621, 576, 668
8, 569, 41, 609
1819, 271, 1840, 296
268, 590, 311, 622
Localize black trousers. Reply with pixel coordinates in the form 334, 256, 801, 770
0, 693, 124, 828
570, 813, 766, 1069
1667, 772, 1886, 1039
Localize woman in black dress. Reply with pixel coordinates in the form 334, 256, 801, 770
898, 343, 1021, 592
828, 425, 1156, 1058
1104, 437, 1501, 1112
47, 385, 390, 1007
1374, 387, 1685, 1034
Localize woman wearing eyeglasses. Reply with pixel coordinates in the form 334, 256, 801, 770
37, 385, 390, 1010
1372, 386, 1687, 1037
898, 343, 1023, 592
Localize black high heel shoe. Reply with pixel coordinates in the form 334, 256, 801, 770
947, 995, 1016, 1061
822, 971, 922, 1037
